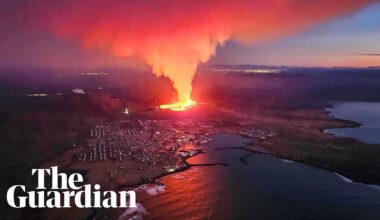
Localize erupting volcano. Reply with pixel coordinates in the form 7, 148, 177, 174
14, 0, 375, 110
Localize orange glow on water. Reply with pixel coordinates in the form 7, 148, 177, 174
160, 100, 197, 111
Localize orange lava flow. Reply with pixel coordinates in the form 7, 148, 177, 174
159, 100, 197, 111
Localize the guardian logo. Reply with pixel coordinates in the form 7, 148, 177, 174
6, 166, 136, 208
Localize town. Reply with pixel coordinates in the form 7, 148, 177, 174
72, 116, 278, 174
72, 119, 213, 168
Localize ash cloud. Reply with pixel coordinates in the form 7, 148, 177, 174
5, 0, 376, 102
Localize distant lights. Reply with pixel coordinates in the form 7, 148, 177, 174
27, 93, 48, 97
80, 72, 108, 76
72, 88, 85, 94
210, 68, 282, 74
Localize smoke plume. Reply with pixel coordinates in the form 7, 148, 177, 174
18, 0, 374, 103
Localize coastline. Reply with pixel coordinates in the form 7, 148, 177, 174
213, 132, 380, 190
320, 107, 362, 139
116, 149, 205, 189
244, 106, 380, 185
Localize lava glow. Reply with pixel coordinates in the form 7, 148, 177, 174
16, 0, 375, 105
159, 100, 197, 111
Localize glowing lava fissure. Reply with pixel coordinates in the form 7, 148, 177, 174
159, 100, 197, 111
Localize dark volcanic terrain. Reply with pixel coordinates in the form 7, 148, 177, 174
1, 66, 380, 219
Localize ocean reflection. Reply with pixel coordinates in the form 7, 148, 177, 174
139, 134, 380, 220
